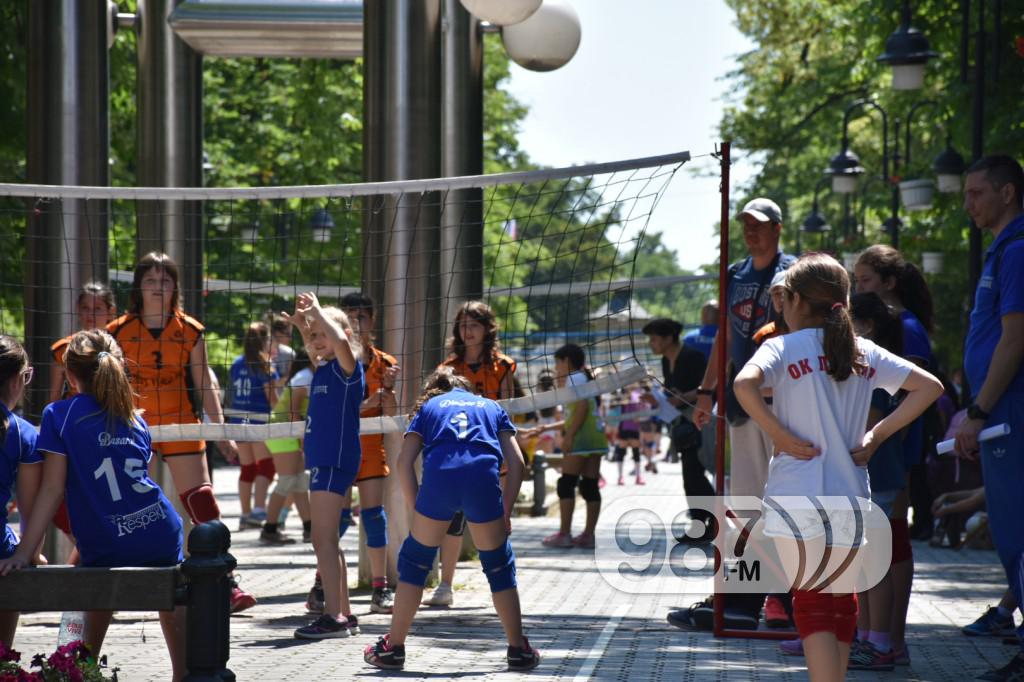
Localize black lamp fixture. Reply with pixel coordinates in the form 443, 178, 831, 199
828, 148, 865, 194
798, 178, 832, 254
933, 137, 967, 193
309, 207, 335, 244
876, 0, 938, 90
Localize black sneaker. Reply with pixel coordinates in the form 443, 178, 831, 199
364, 635, 405, 670
345, 613, 361, 635
507, 636, 541, 671
666, 596, 758, 632
294, 614, 351, 640
977, 653, 1024, 681
370, 586, 395, 614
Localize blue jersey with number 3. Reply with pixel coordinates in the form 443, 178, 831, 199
304, 359, 365, 470
407, 388, 515, 470
37, 395, 183, 568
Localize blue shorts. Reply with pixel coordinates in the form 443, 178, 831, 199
227, 416, 266, 425
0, 525, 17, 560
415, 457, 503, 525
310, 466, 356, 497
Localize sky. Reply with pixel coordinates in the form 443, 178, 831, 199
503, 0, 753, 272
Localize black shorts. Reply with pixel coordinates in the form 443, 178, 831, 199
617, 427, 640, 441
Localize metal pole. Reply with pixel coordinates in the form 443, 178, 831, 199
440, 0, 484, 329
968, 0, 985, 302
137, 0, 204, 318
25, 0, 110, 420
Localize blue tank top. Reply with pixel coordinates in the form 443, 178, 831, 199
304, 359, 365, 469
36, 395, 183, 568
407, 388, 515, 470
229, 356, 278, 417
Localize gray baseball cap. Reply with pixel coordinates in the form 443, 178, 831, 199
769, 269, 789, 291
739, 198, 783, 224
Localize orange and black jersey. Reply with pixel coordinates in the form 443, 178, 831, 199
50, 335, 74, 399
441, 352, 516, 401
357, 345, 398, 479
107, 311, 204, 426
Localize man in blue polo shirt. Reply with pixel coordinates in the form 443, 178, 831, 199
955, 154, 1024, 682
682, 300, 718, 362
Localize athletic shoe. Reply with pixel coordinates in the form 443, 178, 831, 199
294, 614, 351, 640
259, 527, 296, 545
846, 641, 895, 671
507, 636, 541, 671
778, 638, 803, 656
764, 595, 792, 629
964, 607, 1018, 638
371, 587, 395, 614
598, 476, 606, 489
302, 526, 312, 543
365, 634, 405, 670
571, 532, 595, 549
891, 643, 911, 666
976, 653, 1024, 681
306, 580, 325, 615
542, 532, 573, 548
666, 597, 758, 632
422, 583, 453, 606
238, 514, 263, 530
617, 476, 626, 486
345, 614, 361, 635
229, 577, 257, 614
635, 476, 646, 485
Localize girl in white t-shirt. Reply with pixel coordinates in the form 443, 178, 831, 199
733, 253, 941, 682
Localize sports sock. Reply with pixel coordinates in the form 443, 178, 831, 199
868, 630, 891, 653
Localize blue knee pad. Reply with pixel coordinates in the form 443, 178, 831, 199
362, 505, 388, 548
397, 536, 438, 587
338, 508, 353, 539
479, 539, 517, 593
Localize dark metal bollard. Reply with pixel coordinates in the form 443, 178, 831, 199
531, 452, 547, 517
180, 520, 237, 682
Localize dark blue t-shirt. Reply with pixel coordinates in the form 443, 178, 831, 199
727, 252, 796, 368
228, 356, 278, 418
867, 390, 907, 492
1, 405, 41, 530
304, 358, 365, 470
965, 214, 1024, 403
406, 388, 515, 471
900, 311, 933, 367
37, 395, 182, 568
683, 324, 717, 363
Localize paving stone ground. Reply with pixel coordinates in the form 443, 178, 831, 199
7, 459, 1018, 681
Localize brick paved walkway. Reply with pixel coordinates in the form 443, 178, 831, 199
7, 460, 1017, 681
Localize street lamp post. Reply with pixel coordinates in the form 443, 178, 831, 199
799, 177, 832, 254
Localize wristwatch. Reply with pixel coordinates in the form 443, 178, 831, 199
967, 403, 990, 421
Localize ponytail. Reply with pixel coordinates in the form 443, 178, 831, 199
64, 330, 138, 428
822, 303, 861, 381
413, 366, 474, 416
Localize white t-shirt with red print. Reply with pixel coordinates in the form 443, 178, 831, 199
745, 328, 914, 539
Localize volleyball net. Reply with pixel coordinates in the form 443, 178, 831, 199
0, 151, 719, 441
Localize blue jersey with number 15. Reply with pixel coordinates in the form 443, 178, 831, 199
37, 395, 183, 568
407, 388, 515, 471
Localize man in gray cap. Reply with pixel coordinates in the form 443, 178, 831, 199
667, 197, 796, 632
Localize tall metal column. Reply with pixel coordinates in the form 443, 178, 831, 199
25, 0, 111, 418
136, 0, 204, 316
440, 0, 484, 326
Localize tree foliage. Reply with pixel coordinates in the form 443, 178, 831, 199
718, 0, 1024, 369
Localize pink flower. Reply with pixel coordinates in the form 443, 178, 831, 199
0, 642, 20, 663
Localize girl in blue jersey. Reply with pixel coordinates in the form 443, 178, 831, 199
364, 367, 539, 672
0, 330, 185, 679
0, 336, 43, 648
229, 321, 280, 530
283, 292, 365, 640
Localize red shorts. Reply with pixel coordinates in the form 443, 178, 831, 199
792, 591, 858, 643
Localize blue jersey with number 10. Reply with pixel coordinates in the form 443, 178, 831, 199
228, 356, 278, 420
36, 395, 183, 568
407, 388, 515, 470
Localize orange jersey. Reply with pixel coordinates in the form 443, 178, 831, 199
441, 352, 516, 401
357, 345, 398, 481
107, 311, 204, 426
50, 335, 74, 399
753, 321, 780, 348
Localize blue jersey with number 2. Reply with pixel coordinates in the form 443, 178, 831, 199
37, 395, 183, 568
407, 388, 515, 470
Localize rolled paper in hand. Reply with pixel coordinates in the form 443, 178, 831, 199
936, 423, 1011, 455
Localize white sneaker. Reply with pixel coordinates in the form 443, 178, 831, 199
422, 583, 453, 606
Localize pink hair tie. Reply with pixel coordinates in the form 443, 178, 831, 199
831, 302, 844, 312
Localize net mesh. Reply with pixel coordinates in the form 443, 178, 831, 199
0, 151, 715, 441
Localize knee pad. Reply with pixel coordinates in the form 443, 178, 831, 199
556, 474, 579, 500
479, 539, 517, 593
239, 463, 258, 483
361, 505, 388, 548
338, 508, 353, 539
273, 473, 300, 496
614, 446, 627, 461
256, 458, 276, 479
180, 484, 220, 524
579, 477, 601, 503
397, 536, 438, 587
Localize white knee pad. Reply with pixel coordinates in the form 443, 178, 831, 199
274, 471, 310, 496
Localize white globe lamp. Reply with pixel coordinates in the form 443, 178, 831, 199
459, 0, 542, 26
501, 0, 581, 72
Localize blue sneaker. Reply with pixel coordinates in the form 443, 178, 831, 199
964, 607, 1017, 638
